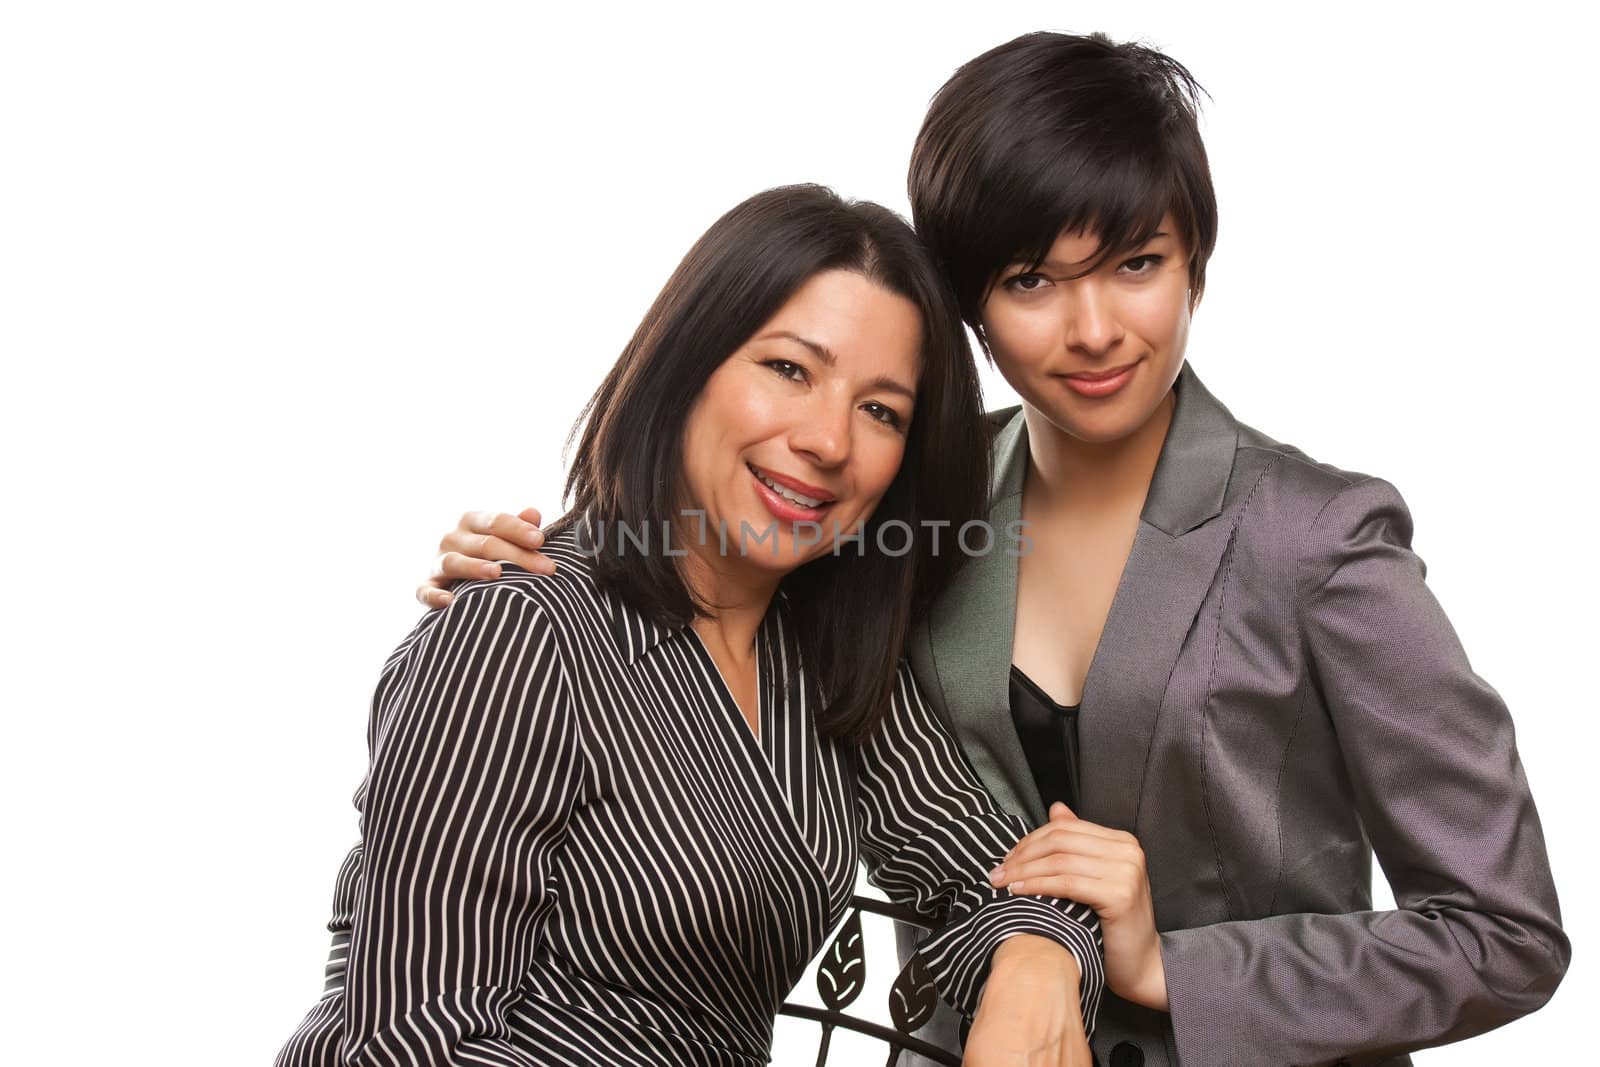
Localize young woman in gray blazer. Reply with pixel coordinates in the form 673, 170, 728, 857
418, 33, 1567, 1067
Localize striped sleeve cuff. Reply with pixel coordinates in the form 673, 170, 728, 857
917, 894, 1105, 1038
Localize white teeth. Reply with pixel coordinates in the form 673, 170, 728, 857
752, 467, 826, 509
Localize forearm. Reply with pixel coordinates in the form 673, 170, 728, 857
992, 933, 1082, 987
278, 938, 541, 1067
343, 990, 542, 1067
857, 667, 1105, 1029
979, 935, 1084, 1023
911, 866, 1104, 1032
1160, 904, 1568, 1066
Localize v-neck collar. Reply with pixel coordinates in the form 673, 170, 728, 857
674, 603, 847, 917
686, 621, 766, 745
609, 588, 789, 771
923, 364, 1242, 827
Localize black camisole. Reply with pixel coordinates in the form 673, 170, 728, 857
1008, 665, 1082, 811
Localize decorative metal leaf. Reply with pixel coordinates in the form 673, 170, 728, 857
816, 909, 866, 1010
888, 951, 939, 1035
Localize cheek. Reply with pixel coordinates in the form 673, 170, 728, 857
680, 380, 746, 502
982, 303, 1055, 373
681, 391, 720, 467
853, 436, 907, 504
691, 366, 784, 452
1127, 285, 1191, 355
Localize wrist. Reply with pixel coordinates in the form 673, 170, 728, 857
992, 934, 1082, 986
1124, 939, 1169, 1012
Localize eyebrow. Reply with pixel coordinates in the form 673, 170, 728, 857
866, 376, 918, 402
1033, 230, 1171, 272
755, 329, 918, 402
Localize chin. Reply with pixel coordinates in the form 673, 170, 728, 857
1038, 387, 1172, 445
714, 518, 823, 573
1028, 401, 1128, 444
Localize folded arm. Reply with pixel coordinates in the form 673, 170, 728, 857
1160, 477, 1569, 1065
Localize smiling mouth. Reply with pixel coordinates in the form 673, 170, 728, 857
1063, 359, 1142, 381
747, 463, 836, 509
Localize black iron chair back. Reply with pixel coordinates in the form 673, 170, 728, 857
777, 895, 965, 1067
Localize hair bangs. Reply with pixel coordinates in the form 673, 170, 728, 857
1010, 143, 1177, 283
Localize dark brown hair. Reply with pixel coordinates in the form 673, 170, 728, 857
909, 32, 1218, 340
556, 184, 987, 743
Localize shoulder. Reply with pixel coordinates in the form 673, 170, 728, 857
447, 527, 607, 626
364, 537, 600, 774
1228, 418, 1409, 538
387, 529, 620, 691
984, 404, 1022, 439
362, 582, 592, 813
1220, 421, 1416, 599
983, 405, 1024, 461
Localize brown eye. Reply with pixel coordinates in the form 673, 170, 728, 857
764, 359, 807, 382
1119, 254, 1164, 275
862, 402, 904, 430
1004, 272, 1050, 293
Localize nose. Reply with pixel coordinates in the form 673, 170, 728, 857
788, 391, 851, 470
1063, 283, 1124, 358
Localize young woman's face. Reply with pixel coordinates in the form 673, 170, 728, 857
680, 268, 922, 576
980, 214, 1193, 445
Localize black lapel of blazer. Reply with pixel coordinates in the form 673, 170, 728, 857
1077, 364, 1240, 833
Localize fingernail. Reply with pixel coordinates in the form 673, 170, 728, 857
528, 529, 544, 546
481, 563, 500, 577
989, 865, 1005, 883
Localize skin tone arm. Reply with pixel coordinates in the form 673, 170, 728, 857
969, 936, 1090, 1067
993, 803, 1167, 1011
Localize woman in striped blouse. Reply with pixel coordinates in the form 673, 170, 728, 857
276, 185, 1103, 1067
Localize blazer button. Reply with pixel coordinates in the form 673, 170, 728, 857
1110, 1042, 1145, 1067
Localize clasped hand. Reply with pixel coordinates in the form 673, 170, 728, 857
989, 802, 1167, 1012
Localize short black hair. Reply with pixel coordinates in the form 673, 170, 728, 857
909, 32, 1217, 333
556, 184, 987, 744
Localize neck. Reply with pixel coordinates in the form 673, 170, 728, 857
679, 537, 780, 665
1022, 388, 1176, 511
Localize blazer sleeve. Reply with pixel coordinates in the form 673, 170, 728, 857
275, 585, 585, 1067
854, 662, 1105, 1032
1160, 476, 1569, 1066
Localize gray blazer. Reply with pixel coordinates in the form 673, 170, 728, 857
900, 365, 1568, 1067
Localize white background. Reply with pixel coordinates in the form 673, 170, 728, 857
3, 2, 1595, 1063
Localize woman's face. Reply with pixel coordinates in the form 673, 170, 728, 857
680, 268, 922, 577
980, 214, 1193, 445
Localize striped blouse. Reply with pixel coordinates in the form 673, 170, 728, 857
276, 533, 1104, 1066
